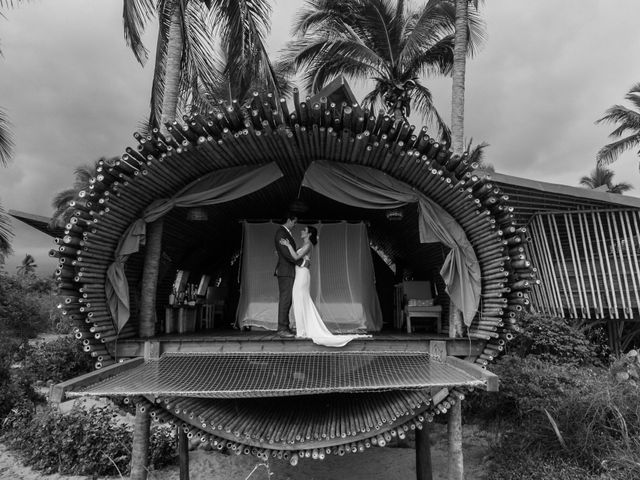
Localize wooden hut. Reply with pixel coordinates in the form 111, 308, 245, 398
485, 172, 640, 353
16, 83, 538, 478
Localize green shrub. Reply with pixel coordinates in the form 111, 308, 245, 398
509, 314, 602, 365
472, 355, 640, 479
0, 338, 42, 418
23, 335, 93, 383
0, 273, 55, 338
1, 403, 177, 476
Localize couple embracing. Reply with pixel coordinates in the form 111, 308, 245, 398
274, 213, 370, 347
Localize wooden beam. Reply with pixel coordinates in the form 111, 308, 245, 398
415, 423, 433, 480
178, 426, 190, 480
49, 357, 145, 404
445, 356, 499, 392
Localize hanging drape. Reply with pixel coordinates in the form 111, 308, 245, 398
301, 160, 481, 325
106, 162, 283, 332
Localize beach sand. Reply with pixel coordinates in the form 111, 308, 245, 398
0, 422, 490, 480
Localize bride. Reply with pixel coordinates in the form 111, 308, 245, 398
280, 225, 370, 347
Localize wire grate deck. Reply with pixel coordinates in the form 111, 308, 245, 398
70, 351, 485, 398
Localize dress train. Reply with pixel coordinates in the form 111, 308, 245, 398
292, 265, 370, 347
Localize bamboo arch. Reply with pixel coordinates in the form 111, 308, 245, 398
51, 89, 535, 457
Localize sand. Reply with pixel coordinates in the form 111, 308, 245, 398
0, 422, 490, 480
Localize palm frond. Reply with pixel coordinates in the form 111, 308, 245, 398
411, 82, 451, 143
148, 0, 173, 129
292, 0, 360, 37
596, 134, 640, 166
181, 1, 226, 105
122, 0, 156, 66
401, 0, 455, 64
624, 82, 640, 111
0, 107, 14, 166
596, 105, 640, 136
0, 198, 13, 257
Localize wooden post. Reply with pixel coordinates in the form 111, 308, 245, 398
447, 401, 463, 480
139, 218, 164, 338
130, 403, 151, 480
178, 425, 190, 480
415, 423, 433, 480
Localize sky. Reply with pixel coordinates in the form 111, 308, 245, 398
1, 0, 640, 275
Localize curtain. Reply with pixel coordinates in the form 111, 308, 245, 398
301, 160, 481, 325
106, 162, 283, 332
237, 221, 383, 332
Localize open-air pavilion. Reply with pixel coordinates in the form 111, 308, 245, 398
12, 80, 540, 479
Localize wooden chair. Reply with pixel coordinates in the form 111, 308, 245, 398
401, 281, 442, 334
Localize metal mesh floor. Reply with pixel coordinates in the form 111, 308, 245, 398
70, 352, 484, 398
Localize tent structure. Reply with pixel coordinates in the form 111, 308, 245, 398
27, 82, 540, 479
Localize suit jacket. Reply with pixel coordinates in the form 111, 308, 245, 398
274, 226, 298, 277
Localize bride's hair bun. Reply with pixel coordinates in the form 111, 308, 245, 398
307, 225, 318, 246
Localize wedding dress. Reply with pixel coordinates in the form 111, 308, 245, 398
292, 254, 370, 347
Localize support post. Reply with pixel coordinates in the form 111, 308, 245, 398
415, 423, 433, 480
130, 403, 151, 480
447, 400, 463, 480
178, 425, 190, 480
139, 218, 164, 338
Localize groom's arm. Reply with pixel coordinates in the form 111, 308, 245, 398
274, 230, 298, 264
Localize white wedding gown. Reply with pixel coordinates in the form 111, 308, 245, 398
292, 256, 370, 347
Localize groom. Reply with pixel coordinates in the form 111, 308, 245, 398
274, 213, 299, 337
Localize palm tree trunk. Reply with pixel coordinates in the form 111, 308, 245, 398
139, 218, 164, 337
138, 2, 183, 337
447, 401, 464, 480
451, 0, 468, 156
130, 403, 151, 480
448, 0, 469, 339
448, 5, 468, 477
160, 4, 184, 137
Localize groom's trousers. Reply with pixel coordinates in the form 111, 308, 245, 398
277, 275, 295, 331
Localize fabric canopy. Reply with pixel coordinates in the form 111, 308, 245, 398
301, 161, 481, 325
237, 221, 383, 332
106, 163, 284, 332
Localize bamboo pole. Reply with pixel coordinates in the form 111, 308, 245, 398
603, 212, 627, 318
577, 212, 602, 318
592, 211, 616, 318
547, 215, 576, 317
565, 213, 589, 318
610, 212, 633, 318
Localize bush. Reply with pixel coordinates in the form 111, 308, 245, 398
23, 335, 93, 384
509, 314, 602, 366
1, 403, 177, 476
471, 355, 640, 479
0, 338, 42, 418
464, 355, 600, 422
0, 273, 56, 338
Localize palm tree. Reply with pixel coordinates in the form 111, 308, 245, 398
282, 0, 484, 141
122, 0, 277, 133
49, 160, 101, 228
596, 83, 640, 171
450, 0, 483, 154
16, 253, 37, 276
0, 108, 14, 262
0, 0, 21, 261
122, 3, 275, 477
579, 165, 632, 194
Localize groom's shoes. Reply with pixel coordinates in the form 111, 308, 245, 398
277, 329, 295, 338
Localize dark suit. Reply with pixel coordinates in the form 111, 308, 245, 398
274, 225, 297, 332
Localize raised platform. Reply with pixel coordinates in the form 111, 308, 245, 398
114, 330, 484, 359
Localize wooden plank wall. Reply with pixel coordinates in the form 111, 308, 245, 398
526, 208, 640, 321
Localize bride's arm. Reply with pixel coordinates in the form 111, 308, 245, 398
280, 240, 310, 260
